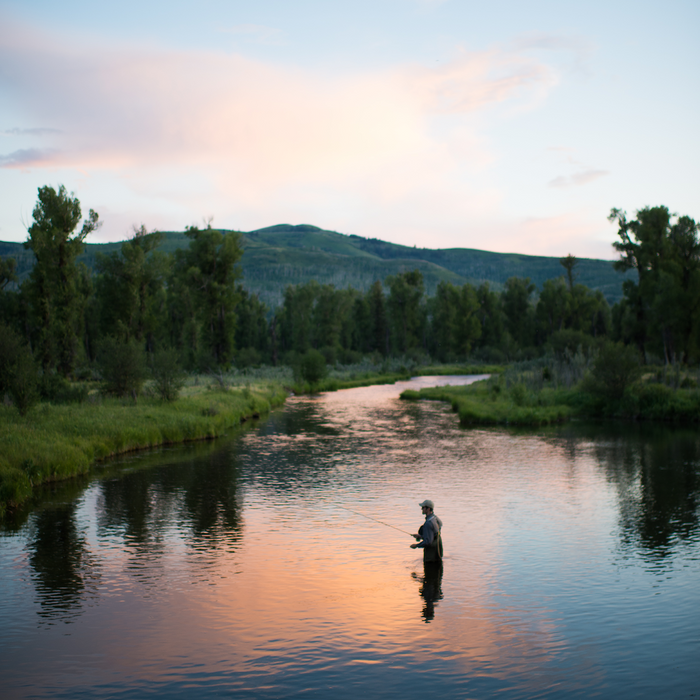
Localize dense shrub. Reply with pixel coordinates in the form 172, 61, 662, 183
151, 348, 186, 401
0, 323, 39, 415
300, 349, 327, 385
98, 337, 148, 398
584, 341, 641, 404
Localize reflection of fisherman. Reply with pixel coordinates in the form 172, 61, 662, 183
412, 560, 444, 622
410, 499, 443, 562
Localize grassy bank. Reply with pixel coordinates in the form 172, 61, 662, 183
401, 381, 573, 426
414, 364, 505, 376
0, 383, 286, 517
401, 365, 700, 427
288, 359, 504, 394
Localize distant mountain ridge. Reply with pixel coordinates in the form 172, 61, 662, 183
0, 223, 630, 308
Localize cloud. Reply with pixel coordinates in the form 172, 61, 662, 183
1, 127, 61, 136
0, 19, 567, 246
0, 24, 558, 178
0, 147, 58, 168
549, 169, 609, 188
408, 48, 557, 114
510, 32, 594, 75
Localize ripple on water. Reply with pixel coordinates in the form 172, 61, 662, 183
1, 377, 699, 699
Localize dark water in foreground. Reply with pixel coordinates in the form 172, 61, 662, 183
1, 376, 700, 699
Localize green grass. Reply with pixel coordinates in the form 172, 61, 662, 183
414, 364, 504, 376
0, 383, 287, 517
292, 371, 411, 394
401, 380, 573, 426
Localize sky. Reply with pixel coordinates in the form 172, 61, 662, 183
1, 0, 698, 259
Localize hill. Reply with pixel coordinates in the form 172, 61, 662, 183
0, 224, 631, 308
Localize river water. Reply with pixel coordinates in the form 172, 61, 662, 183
1, 376, 699, 699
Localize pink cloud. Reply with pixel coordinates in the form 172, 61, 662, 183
1, 18, 584, 252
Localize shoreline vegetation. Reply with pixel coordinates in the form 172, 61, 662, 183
3, 352, 700, 516
0, 382, 286, 518
0, 361, 503, 516
401, 352, 700, 427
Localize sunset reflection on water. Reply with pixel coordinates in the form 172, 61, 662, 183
1, 377, 699, 699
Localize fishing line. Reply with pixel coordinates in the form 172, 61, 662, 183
336, 504, 415, 537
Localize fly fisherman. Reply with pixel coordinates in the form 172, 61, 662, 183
410, 499, 443, 562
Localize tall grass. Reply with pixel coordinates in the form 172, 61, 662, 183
401, 380, 573, 427
0, 383, 287, 517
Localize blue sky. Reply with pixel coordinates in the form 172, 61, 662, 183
1, 0, 698, 258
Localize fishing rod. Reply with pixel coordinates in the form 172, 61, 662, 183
336, 504, 416, 538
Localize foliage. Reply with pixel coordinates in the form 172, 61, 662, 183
171, 224, 243, 369
583, 340, 642, 404
0, 383, 287, 515
387, 270, 425, 354
0, 322, 39, 415
151, 347, 186, 401
95, 226, 167, 352
610, 206, 700, 363
400, 381, 572, 426
23, 185, 99, 376
98, 337, 148, 398
429, 280, 481, 361
299, 348, 327, 385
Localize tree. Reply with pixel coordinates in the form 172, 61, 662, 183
430, 281, 481, 361
24, 185, 99, 375
475, 283, 506, 352
502, 277, 535, 350
234, 287, 269, 363
560, 254, 578, 293
0, 257, 17, 291
366, 280, 389, 355
386, 270, 425, 354
172, 225, 243, 368
95, 226, 168, 352
279, 281, 319, 354
610, 206, 700, 363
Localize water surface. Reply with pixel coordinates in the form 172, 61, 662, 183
1, 376, 699, 698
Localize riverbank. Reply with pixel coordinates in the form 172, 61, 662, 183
0, 383, 287, 517
401, 381, 573, 426
290, 363, 505, 394
401, 373, 700, 426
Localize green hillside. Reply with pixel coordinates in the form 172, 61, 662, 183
0, 223, 631, 308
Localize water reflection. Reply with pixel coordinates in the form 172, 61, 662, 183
96, 448, 243, 551
547, 423, 700, 557
2, 379, 699, 699
412, 562, 444, 622
28, 503, 97, 623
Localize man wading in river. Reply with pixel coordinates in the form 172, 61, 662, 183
410, 499, 443, 562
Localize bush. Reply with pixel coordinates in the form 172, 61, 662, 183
0, 323, 39, 416
549, 329, 597, 358
300, 349, 327, 385
236, 346, 261, 368
98, 337, 148, 399
151, 348, 186, 401
8, 353, 40, 416
583, 341, 641, 404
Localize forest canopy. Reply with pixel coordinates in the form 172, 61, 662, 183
1, 187, 698, 389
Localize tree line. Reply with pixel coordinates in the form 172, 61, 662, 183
1, 186, 699, 401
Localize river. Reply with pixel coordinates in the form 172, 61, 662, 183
1, 376, 699, 698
